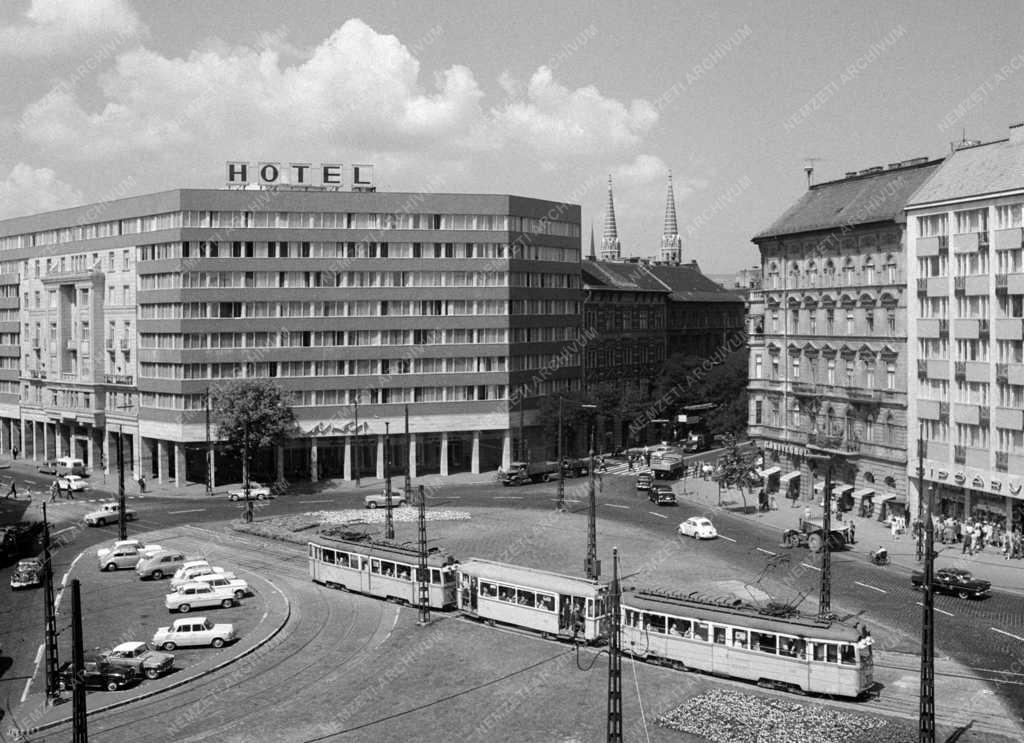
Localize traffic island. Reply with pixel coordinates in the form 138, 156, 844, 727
8, 527, 291, 738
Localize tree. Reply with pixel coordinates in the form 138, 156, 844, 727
651, 347, 749, 436
713, 432, 760, 512
536, 391, 593, 460
212, 380, 298, 493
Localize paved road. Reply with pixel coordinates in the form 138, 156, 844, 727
4, 463, 1024, 730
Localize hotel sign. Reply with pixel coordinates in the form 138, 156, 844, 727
226, 161, 374, 189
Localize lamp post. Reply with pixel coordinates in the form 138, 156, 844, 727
557, 397, 566, 511
581, 403, 599, 580
205, 386, 213, 497
354, 395, 360, 487
384, 421, 394, 540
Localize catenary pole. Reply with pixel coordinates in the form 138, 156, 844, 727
42, 504, 60, 702
117, 425, 126, 541
71, 579, 88, 742
606, 548, 622, 742
556, 396, 565, 511
417, 484, 430, 625
385, 421, 394, 540
919, 434, 935, 742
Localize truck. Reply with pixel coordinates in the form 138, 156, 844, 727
650, 449, 686, 480
781, 517, 851, 553
501, 461, 559, 486
681, 432, 707, 453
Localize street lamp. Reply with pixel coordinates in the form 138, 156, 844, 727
354, 395, 360, 487
556, 398, 597, 512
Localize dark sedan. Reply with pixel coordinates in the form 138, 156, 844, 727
911, 567, 991, 599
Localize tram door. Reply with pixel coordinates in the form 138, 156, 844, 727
558, 595, 585, 635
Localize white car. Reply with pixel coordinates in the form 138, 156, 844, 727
152, 617, 237, 650
192, 574, 250, 600
97, 540, 163, 559
58, 475, 87, 492
84, 502, 138, 526
678, 516, 718, 540
170, 562, 231, 589
227, 482, 273, 501
164, 582, 238, 613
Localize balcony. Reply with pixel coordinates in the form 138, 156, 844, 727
997, 274, 1008, 293
954, 276, 966, 293
995, 406, 1023, 429
917, 359, 927, 377
979, 318, 990, 337
791, 382, 819, 397
954, 318, 980, 339
31, 337, 41, 349
939, 401, 949, 419
980, 407, 990, 428
993, 227, 1023, 251
103, 374, 134, 385
994, 318, 1024, 341
997, 450, 1009, 473
105, 338, 115, 350
846, 387, 881, 403
954, 361, 966, 380
916, 277, 928, 294
938, 318, 949, 335
997, 362, 1009, 383
119, 339, 131, 351
806, 431, 860, 454
954, 444, 966, 465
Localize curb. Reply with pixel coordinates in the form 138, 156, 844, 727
13, 548, 292, 737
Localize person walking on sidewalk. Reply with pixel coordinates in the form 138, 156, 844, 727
5, 480, 16, 499
138, 476, 146, 494
49, 480, 58, 503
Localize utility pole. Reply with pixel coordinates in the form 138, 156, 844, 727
606, 547, 622, 742
205, 387, 213, 497
916, 438, 925, 562
243, 421, 253, 524
71, 579, 87, 743
417, 484, 430, 626
556, 396, 566, 511
117, 425, 126, 541
404, 404, 412, 498
819, 460, 833, 620
384, 421, 394, 540
586, 423, 599, 580
919, 436, 936, 742
354, 395, 360, 487
42, 504, 60, 702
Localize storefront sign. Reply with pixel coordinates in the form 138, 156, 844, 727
992, 480, 1002, 492
1010, 481, 1022, 495
937, 470, 948, 480
226, 162, 375, 189
954, 472, 966, 484
972, 475, 985, 488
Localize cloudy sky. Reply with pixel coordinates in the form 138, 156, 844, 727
2, 1, 1024, 273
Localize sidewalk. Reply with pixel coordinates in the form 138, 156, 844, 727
666, 472, 1024, 594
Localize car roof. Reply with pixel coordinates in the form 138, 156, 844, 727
172, 616, 211, 625
112, 641, 146, 652
176, 581, 215, 589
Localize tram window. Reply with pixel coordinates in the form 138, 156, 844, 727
713, 626, 727, 645
840, 644, 857, 665
732, 630, 748, 649
647, 615, 666, 634
826, 644, 838, 663
380, 561, 396, 577
370, 559, 381, 574
779, 637, 804, 658
498, 586, 514, 602
397, 566, 411, 581
517, 590, 536, 607
322, 549, 335, 565
538, 594, 555, 612
693, 622, 709, 642
594, 598, 605, 617
431, 569, 442, 585
336, 552, 349, 567
480, 582, 497, 597
752, 632, 777, 654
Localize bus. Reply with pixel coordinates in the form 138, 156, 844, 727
620, 588, 873, 698
308, 538, 458, 610
456, 558, 609, 643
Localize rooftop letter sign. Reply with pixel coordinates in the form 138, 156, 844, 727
226, 162, 374, 189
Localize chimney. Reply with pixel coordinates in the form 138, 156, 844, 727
1011, 122, 1024, 144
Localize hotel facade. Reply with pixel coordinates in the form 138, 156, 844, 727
0, 188, 582, 486
906, 123, 1024, 531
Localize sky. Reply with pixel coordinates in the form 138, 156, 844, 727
1, 1, 1023, 274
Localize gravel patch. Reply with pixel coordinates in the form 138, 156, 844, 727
656, 689, 916, 743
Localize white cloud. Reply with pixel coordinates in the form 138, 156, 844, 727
0, 163, 81, 218
0, 0, 145, 56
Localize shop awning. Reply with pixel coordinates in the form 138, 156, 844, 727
779, 471, 801, 484
832, 484, 854, 497
889, 494, 908, 505
757, 466, 781, 478
852, 488, 875, 500
875, 493, 897, 503
813, 481, 826, 493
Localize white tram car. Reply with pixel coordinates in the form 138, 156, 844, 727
308, 539, 458, 609
620, 589, 874, 698
455, 558, 609, 643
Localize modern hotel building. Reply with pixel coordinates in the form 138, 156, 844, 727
0, 188, 582, 486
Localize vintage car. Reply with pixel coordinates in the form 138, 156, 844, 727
101, 642, 174, 680
649, 484, 677, 506
136, 551, 188, 580
364, 489, 409, 509
635, 472, 653, 491
10, 557, 44, 589
170, 562, 232, 589
678, 517, 718, 540
99, 547, 145, 572
84, 502, 137, 527
152, 617, 237, 650
164, 581, 238, 613
58, 655, 136, 692
96, 539, 163, 559
191, 573, 250, 600
227, 481, 273, 500
57, 475, 88, 492
911, 567, 991, 599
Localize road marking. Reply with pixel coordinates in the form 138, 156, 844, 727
800, 562, 821, 572
298, 499, 331, 503
550, 498, 582, 503
22, 645, 42, 703
604, 504, 629, 509
755, 547, 776, 556
493, 496, 523, 500
54, 589, 64, 613
718, 535, 737, 543
167, 508, 206, 514
916, 602, 954, 617
52, 526, 77, 537
991, 627, 1024, 643
854, 581, 888, 594
647, 511, 668, 519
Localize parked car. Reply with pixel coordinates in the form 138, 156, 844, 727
84, 502, 137, 527
170, 563, 232, 589
0, 523, 43, 563
136, 550, 187, 580
364, 490, 408, 509
649, 484, 677, 506
678, 516, 718, 539
192, 573, 250, 600
165, 581, 238, 613
227, 481, 273, 501
99, 547, 144, 572
10, 557, 44, 589
911, 567, 991, 599
101, 642, 174, 680
96, 540, 163, 559
152, 616, 237, 650
37, 460, 59, 475
635, 472, 653, 491
58, 475, 88, 492
58, 656, 136, 692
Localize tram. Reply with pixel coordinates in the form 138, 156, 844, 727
308, 538, 458, 609
620, 588, 874, 697
455, 558, 609, 643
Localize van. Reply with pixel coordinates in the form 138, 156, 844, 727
56, 457, 86, 476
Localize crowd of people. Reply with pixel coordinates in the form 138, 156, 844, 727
931, 515, 1024, 560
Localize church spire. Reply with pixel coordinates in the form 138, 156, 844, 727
589, 223, 596, 260
600, 174, 621, 261
660, 170, 682, 264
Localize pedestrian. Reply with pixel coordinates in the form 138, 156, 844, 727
849, 520, 856, 544
803, 506, 811, 523
6, 480, 16, 499
890, 519, 899, 541
49, 480, 58, 503
961, 523, 971, 554
64, 479, 74, 500
138, 476, 146, 493
627, 456, 635, 472
12, 446, 18, 459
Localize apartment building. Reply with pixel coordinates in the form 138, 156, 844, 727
749, 157, 942, 520
906, 122, 1024, 531
0, 188, 581, 486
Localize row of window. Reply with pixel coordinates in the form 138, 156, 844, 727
140, 384, 510, 410
753, 403, 904, 445
138, 299, 579, 320
478, 582, 558, 612
919, 339, 1024, 363
764, 258, 900, 289
311, 546, 449, 585
139, 356, 517, 380
917, 204, 1024, 236
759, 306, 897, 335
754, 353, 899, 389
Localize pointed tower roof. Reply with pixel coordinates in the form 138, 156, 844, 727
663, 170, 679, 236
603, 175, 618, 243
589, 223, 596, 260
